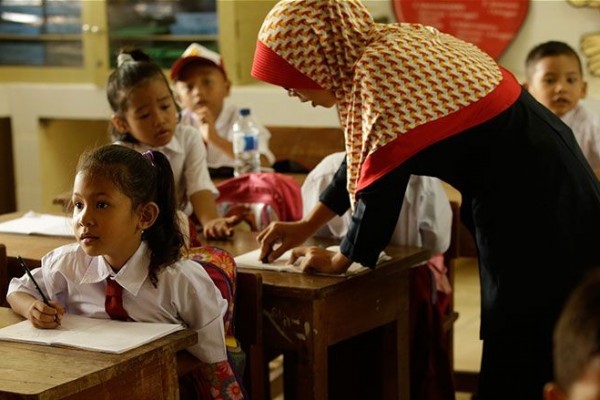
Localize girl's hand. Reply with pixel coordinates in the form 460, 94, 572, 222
203, 217, 235, 240
289, 247, 353, 275
27, 300, 64, 329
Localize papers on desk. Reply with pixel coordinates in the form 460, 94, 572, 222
0, 314, 184, 354
235, 245, 391, 277
0, 211, 74, 237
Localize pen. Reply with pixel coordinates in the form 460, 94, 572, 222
17, 256, 60, 325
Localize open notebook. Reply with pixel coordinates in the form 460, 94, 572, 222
0, 314, 184, 354
0, 211, 74, 237
235, 245, 391, 277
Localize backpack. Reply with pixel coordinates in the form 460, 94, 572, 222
187, 245, 247, 396
216, 172, 303, 231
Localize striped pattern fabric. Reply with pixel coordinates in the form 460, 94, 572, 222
255, 0, 504, 203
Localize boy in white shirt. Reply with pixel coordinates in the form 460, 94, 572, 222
301, 151, 455, 399
524, 40, 600, 174
171, 43, 275, 175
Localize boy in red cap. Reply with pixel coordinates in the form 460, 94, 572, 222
171, 43, 275, 176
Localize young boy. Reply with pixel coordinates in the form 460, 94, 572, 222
544, 268, 600, 400
170, 43, 275, 176
524, 40, 600, 174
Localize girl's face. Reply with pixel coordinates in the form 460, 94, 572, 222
71, 172, 152, 270
113, 78, 179, 147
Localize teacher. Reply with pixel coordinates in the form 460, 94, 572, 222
251, 0, 600, 398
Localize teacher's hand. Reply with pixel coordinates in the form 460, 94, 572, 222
257, 220, 312, 263
290, 247, 353, 275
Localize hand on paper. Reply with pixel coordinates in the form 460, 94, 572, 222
289, 246, 353, 275
28, 299, 63, 329
257, 221, 313, 263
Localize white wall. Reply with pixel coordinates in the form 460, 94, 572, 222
3, 0, 600, 211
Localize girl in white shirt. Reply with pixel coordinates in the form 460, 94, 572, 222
7, 145, 243, 400
107, 48, 243, 240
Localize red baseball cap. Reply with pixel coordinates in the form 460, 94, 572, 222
170, 43, 227, 81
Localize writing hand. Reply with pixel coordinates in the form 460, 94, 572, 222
28, 299, 64, 329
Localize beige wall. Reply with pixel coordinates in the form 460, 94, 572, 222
2, 0, 600, 212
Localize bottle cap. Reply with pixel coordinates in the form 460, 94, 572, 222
240, 108, 250, 116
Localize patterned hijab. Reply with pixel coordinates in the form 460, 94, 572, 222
252, 0, 518, 202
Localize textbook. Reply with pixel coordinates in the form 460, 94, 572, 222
0, 314, 184, 354
0, 211, 74, 238
235, 245, 391, 277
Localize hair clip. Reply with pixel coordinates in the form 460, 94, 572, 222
117, 53, 135, 67
142, 150, 155, 167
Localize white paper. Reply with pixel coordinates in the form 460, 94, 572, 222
235, 245, 391, 277
0, 211, 75, 237
0, 314, 184, 354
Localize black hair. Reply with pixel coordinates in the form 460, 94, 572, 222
76, 144, 184, 286
525, 40, 583, 79
106, 47, 180, 143
553, 267, 600, 390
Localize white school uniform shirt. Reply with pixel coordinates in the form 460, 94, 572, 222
561, 104, 600, 171
7, 242, 228, 363
117, 123, 218, 216
180, 104, 276, 169
302, 152, 452, 254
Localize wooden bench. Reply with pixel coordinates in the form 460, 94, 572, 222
267, 126, 344, 171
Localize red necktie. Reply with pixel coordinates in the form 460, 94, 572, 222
105, 277, 130, 321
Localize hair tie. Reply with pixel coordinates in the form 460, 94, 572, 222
142, 150, 155, 166
117, 53, 134, 67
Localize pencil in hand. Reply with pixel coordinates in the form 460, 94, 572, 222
17, 256, 61, 326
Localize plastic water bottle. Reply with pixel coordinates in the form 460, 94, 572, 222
232, 108, 261, 176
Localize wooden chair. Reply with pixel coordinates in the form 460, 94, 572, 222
177, 271, 264, 400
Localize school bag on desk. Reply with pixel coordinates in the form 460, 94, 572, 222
216, 172, 303, 231
186, 245, 248, 398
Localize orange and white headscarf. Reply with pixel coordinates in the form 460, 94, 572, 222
252, 0, 521, 204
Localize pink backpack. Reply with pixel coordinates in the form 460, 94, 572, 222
216, 172, 303, 231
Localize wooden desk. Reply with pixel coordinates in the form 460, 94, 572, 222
204, 232, 430, 400
0, 307, 196, 399
0, 212, 75, 304
0, 212, 430, 400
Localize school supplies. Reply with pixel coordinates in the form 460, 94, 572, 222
0, 211, 74, 237
234, 245, 391, 277
18, 256, 50, 305
18, 255, 60, 325
0, 313, 184, 354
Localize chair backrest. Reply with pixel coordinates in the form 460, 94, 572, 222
236, 271, 264, 400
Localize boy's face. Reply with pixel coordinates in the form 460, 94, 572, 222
545, 355, 600, 400
525, 54, 587, 118
174, 64, 230, 119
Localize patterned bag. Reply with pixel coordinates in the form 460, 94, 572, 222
188, 245, 247, 397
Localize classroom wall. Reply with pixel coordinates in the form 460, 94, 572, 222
2, 0, 600, 212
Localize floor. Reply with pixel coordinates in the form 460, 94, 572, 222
269, 256, 483, 400
453, 257, 482, 399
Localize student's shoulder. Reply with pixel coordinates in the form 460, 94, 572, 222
42, 243, 88, 270
160, 257, 215, 288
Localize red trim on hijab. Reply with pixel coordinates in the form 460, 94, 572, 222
356, 67, 522, 193
251, 40, 323, 90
